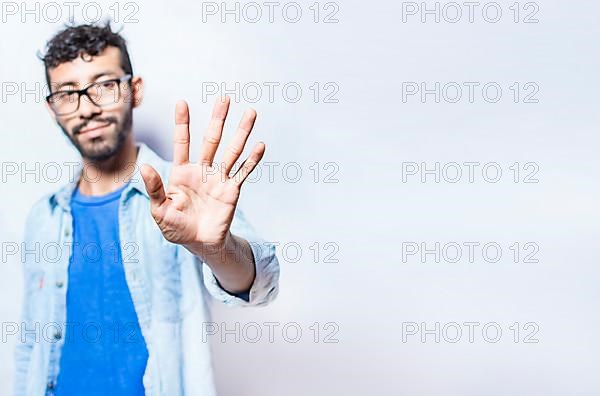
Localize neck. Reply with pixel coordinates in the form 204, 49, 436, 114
77, 135, 138, 196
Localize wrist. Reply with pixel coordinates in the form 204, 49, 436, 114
184, 232, 233, 260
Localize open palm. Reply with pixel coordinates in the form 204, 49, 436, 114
140, 96, 265, 251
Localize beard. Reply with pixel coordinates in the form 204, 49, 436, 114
60, 107, 133, 162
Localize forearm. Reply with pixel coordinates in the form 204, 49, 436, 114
184, 232, 256, 294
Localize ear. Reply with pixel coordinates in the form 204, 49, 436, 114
131, 76, 144, 108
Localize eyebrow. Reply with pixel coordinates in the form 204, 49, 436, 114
53, 71, 120, 91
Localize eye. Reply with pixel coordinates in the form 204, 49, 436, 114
50, 91, 74, 103
100, 80, 118, 89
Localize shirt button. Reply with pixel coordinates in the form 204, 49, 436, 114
55, 280, 64, 288
64, 229, 71, 238
47, 381, 55, 390
54, 331, 62, 340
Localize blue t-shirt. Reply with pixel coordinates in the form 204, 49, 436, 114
56, 183, 148, 395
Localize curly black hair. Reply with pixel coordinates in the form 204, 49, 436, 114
41, 22, 133, 87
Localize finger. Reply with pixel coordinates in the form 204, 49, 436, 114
173, 100, 190, 165
140, 164, 167, 212
222, 108, 257, 176
199, 95, 230, 165
232, 142, 266, 186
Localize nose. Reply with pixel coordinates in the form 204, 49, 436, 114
78, 94, 102, 119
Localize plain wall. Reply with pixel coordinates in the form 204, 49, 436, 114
1, 0, 599, 394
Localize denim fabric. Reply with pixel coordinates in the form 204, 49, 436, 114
14, 143, 280, 396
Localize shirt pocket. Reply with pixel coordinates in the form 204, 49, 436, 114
20, 265, 49, 343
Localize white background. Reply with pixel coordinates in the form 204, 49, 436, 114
1, 0, 599, 395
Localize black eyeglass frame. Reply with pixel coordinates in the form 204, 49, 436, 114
46, 74, 133, 116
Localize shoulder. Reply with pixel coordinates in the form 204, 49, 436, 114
27, 192, 56, 222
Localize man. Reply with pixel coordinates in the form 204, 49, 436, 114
14, 23, 280, 396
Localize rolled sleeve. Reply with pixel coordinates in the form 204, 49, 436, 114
202, 209, 280, 307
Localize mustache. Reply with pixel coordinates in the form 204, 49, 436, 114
73, 116, 118, 135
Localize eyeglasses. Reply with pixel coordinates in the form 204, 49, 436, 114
46, 74, 133, 116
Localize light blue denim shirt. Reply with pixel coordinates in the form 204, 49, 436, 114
14, 143, 280, 396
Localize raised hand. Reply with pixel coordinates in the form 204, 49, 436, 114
140, 96, 265, 256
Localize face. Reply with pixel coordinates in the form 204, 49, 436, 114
46, 46, 143, 162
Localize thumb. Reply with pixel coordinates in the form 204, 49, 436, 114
140, 164, 166, 211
